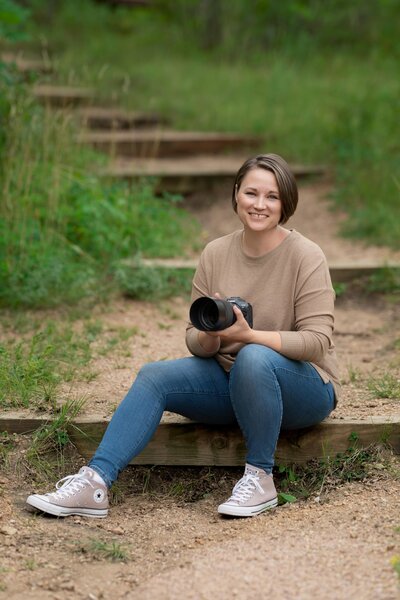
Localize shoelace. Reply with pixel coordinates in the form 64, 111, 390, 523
48, 473, 94, 500
229, 473, 264, 504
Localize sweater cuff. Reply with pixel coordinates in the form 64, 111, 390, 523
186, 327, 221, 357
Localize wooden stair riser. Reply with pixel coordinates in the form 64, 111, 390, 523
81, 136, 261, 158
104, 159, 326, 193
1, 415, 399, 466
78, 108, 169, 130
33, 86, 94, 108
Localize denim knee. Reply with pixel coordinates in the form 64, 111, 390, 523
234, 344, 281, 375
135, 360, 170, 385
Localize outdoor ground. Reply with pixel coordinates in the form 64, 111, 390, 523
1, 181, 400, 599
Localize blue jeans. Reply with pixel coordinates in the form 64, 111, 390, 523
89, 345, 335, 487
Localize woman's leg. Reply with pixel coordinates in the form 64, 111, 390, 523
228, 344, 335, 474
89, 356, 235, 487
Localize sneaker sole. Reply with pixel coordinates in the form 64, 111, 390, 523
26, 495, 108, 518
218, 496, 278, 517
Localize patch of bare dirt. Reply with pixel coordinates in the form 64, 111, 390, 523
0, 466, 399, 599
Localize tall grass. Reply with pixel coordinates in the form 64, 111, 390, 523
20, 0, 399, 250
0, 62, 199, 309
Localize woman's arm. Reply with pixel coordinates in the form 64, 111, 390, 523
185, 249, 222, 358
206, 251, 334, 363
207, 305, 282, 352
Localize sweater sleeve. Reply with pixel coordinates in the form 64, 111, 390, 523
185, 249, 221, 358
279, 249, 335, 363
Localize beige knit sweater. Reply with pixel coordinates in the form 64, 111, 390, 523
185, 229, 341, 403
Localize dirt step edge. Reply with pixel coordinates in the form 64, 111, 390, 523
121, 259, 400, 285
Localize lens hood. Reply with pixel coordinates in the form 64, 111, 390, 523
189, 297, 236, 332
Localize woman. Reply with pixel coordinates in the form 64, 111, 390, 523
26, 153, 340, 519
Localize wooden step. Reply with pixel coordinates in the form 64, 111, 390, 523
33, 85, 94, 107
77, 106, 168, 130
1, 413, 399, 466
134, 258, 400, 285
1, 52, 53, 74
103, 156, 326, 193
80, 130, 262, 157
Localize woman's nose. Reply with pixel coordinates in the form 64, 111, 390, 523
254, 195, 267, 209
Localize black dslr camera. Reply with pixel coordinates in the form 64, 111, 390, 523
189, 296, 253, 332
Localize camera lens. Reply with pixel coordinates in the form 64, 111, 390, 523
189, 297, 235, 331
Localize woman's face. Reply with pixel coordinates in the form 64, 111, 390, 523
235, 168, 282, 233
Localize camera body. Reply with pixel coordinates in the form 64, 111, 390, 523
225, 297, 253, 328
189, 296, 253, 332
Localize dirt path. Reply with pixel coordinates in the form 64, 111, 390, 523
188, 180, 400, 263
1, 182, 400, 599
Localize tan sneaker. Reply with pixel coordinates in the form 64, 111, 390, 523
26, 466, 109, 518
218, 464, 278, 517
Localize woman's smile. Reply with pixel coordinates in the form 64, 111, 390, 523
248, 212, 268, 219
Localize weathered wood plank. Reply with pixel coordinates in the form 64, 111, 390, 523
103, 156, 327, 193
105, 156, 326, 178
121, 258, 400, 285
1, 414, 399, 466
78, 107, 168, 130
80, 130, 261, 157
1, 53, 53, 74
33, 85, 94, 107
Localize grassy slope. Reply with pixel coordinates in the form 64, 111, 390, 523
24, 1, 399, 249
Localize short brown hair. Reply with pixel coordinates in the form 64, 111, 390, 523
232, 154, 298, 224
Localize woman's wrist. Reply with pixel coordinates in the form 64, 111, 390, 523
245, 329, 282, 352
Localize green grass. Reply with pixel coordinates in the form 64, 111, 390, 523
1, 0, 399, 315
77, 538, 129, 562
0, 51, 199, 310
0, 432, 16, 468
116, 264, 193, 300
368, 373, 400, 400
390, 555, 400, 581
0, 314, 138, 411
19, 0, 400, 251
276, 434, 392, 503
24, 397, 85, 480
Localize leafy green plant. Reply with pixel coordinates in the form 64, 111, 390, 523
0, 0, 30, 42
278, 491, 297, 505
365, 268, 400, 295
333, 282, 347, 298
116, 265, 193, 300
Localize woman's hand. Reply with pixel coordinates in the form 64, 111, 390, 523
207, 304, 253, 344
